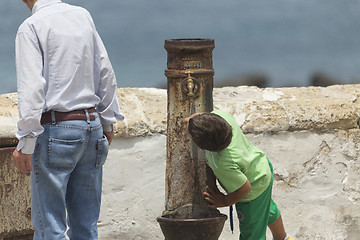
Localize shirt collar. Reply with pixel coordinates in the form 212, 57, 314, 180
32, 0, 62, 15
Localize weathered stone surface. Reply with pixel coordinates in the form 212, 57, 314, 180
0, 147, 33, 239
1, 84, 360, 138
0, 93, 19, 139
249, 130, 360, 239
99, 130, 360, 240
213, 85, 360, 133
116, 85, 360, 135
115, 88, 167, 136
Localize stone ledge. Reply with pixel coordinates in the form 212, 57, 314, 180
213, 85, 360, 133
1, 84, 359, 138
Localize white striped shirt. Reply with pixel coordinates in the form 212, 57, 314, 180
16, 0, 124, 154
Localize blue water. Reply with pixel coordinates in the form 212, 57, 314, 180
1, 0, 360, 94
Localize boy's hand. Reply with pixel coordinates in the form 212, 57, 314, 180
203, 186, 227, 209
203, 180, 252, 209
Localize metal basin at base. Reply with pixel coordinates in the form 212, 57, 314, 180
157, 214, 227, 240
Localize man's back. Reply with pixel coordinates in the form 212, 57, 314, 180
17, 1, 103, 112
15, 0, 123, 155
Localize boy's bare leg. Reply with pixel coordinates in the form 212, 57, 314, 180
268, 214, 287, 240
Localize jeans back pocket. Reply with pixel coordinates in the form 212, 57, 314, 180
96, 135, 109, 169
47, 138, 84, 170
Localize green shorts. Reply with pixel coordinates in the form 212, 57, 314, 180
235, 160, 281, 240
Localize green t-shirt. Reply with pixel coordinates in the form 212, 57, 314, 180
205, 110, 271, 202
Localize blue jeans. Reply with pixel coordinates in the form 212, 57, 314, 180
31, 111, 109, 240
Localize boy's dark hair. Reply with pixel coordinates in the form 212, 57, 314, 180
188, 113, 232, 152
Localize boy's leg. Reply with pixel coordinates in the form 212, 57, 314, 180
235, 181, 274, 240
235, 159, 283, 240
268, 213, 287, 240
267, 160, 287, 240
236, 201, 269, 240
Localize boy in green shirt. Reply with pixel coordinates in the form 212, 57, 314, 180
184, 110, 293, 240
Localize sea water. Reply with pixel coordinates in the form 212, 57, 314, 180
1, 0, 360, 94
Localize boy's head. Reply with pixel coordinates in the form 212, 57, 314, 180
184, 112, 232, 152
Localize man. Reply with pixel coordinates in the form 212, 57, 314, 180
13, 0, 124, 239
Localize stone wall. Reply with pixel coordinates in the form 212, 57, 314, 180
0, 147, 32, 240
1, 84, 360, 239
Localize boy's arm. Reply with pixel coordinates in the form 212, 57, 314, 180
203, 180, 251, 209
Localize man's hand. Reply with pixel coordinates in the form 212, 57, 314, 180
203, 185, 227, 209
103, 131, 114, 146
13, 149, 33, 174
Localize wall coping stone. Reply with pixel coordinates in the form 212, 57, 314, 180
0, 84, 359, 139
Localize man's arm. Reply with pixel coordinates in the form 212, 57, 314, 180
93, 30, 124, 134
203, 180, 251, 209
15, 29, 45, 154
13, 28, 46, 173
103, 128, 114, 146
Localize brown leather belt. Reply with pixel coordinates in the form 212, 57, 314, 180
41, 107, 97, 125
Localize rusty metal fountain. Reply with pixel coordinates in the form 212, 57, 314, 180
157, 39, 227, 240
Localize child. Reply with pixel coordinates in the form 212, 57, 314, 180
184, 110, 293, 240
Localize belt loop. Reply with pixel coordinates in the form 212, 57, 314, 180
84, 109, 90, 124
51, 111, 56, 125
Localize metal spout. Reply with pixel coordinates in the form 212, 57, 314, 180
185, 71, 196, 98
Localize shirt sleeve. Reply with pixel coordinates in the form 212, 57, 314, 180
15, 29, 46, 154
214, 167, 248, 194
94, 31, 124, 127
